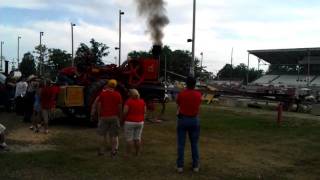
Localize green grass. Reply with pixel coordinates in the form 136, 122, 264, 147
1, 103, 320, 179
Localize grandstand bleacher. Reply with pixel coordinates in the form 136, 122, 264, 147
272, 75, 315, 86
249, 47, 320, 88
252, 75, 279, 84
310, 76, 320, 86
251, 75, 318, 87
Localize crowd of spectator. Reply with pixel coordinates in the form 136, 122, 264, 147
1, 75, 202, 173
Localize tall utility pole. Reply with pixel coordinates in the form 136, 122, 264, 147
247, 53, 250, 85
200, 52, 203, 71
230, 47, 233, 86
165, 55, 167, 84
118, 10, 125, 66
71, 22, 76, 67
230, 47, 233, 67
39, 32, 44, 76
0, 41, 3, 71
190, 0, 196, 77
17, 36, 21, 68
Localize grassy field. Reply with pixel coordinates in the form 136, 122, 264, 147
1, 103, 320, 180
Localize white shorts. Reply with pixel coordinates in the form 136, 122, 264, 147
0, 124, 6, 134
124, 122, 144, 141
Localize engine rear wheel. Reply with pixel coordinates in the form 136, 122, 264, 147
122, 59, 145, 87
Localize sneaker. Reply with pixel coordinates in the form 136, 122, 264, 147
29, 126, 34, 130
177, 167, 183, 173
193, 167, 200, 173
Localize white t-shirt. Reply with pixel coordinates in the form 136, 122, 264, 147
15, 81, 28, 98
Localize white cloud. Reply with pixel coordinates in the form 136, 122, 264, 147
2, 0, 320, 74
0, 0, 46, 9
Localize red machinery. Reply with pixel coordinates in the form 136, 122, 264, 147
57, 46, 165, 118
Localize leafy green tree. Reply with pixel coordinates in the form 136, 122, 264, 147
75, 38, 109, 67
19, 52, 36, 77
216, 63, 263, 84
34, 44, 49, 62
128, 50, 152, 59
48, 48, 72, 78
34, 44, 48, 76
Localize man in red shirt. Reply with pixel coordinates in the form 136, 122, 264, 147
40, 80, 55, 134
176, 76, 202, 173
92, 79, 122, 157
49, 84, 60, 121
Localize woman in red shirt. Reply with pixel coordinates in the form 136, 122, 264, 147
123, 89, 146, 157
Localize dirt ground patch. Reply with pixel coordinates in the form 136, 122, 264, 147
5, 125, 60, 153
5, 144, 57, 153
8, 127, 52, 144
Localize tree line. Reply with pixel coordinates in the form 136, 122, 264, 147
19, 39, 109, 79
13, 38, 313, 84
18, 40, 215, 82
215, 63, 263, 84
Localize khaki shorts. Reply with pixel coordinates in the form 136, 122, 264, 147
97, 117, 120, 137
0, 124, 6, 134
41, 109, 50, 124
124, 122, 144, 141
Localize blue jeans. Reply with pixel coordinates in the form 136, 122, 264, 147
176, 115, 200, 168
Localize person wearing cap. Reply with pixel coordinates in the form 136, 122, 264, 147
92, 79, 122, 157
176, 76, 202, 173
123, 89, 146, 157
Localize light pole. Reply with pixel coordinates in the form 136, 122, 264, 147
39, 32, 44, 76
187, 38, 194, 76
118, 10, 125, 66
17, 36, 21, 68
200, 52, 203, 71
190, 0, 196, 77
115, 47, 120, 65
0, 41, 3, 71
71, 22, 76, 67
230, 48, 233, 86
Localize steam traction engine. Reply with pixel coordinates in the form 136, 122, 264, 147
57, 45, 166, 119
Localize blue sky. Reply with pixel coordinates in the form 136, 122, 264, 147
1, 0, 320, 73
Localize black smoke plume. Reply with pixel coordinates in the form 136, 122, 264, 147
135, 0, 170, 46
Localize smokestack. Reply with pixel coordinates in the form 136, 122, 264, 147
4, 60, 8, 75
152, 45, 162, 58
135, 0, 169, 46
